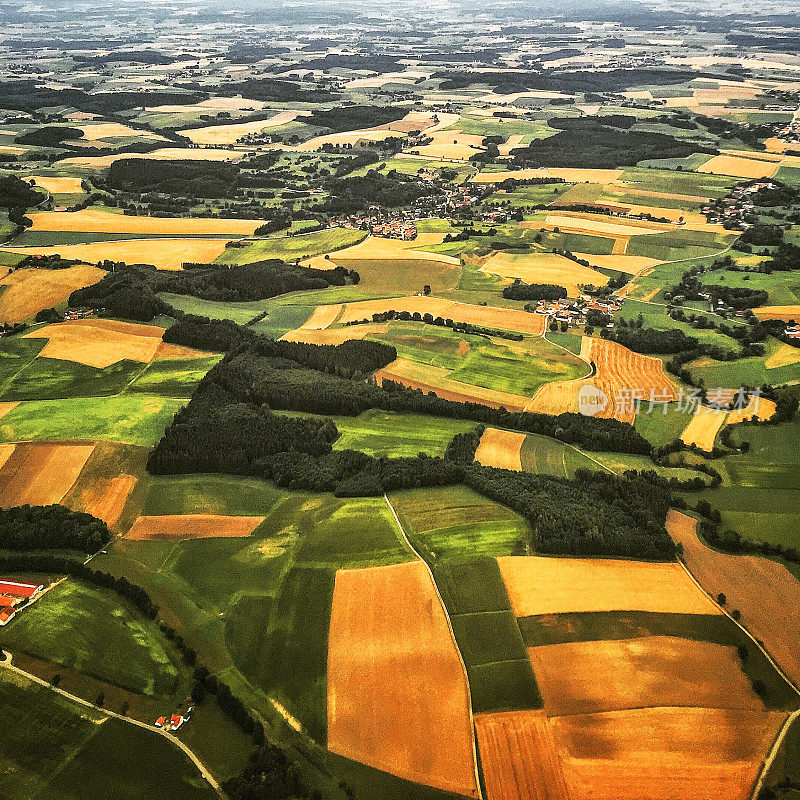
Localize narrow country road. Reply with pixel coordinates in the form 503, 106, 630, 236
0, 649, 226, 799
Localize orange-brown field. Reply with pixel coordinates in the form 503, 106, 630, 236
497, 555, 721, 617
125, 514, 265, 540
526, 336, 676, 423
475, 710, 570, 800
374, 358, 531, 411
667, 509, 800, 688
27, 208, 266, 236
25, 319, 165, 368
327, 561, 479, 798
679, 406, 729, 451
1, 238, 231, 271
0, 442, 94, 507
23, 176, 85, 195
529, 636, 764, 716
0, 265, 105, 323
551, 707, 786, 800
752, 305, 800, 322
337, 297, 546, 336
474, 428, 526, 470
69, 473, 138, 528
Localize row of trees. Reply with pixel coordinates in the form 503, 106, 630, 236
502, 280, 567, 302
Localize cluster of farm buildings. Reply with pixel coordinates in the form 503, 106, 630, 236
155, 701, 194, 732
0, 579, 43, 626
536, 295, 620, 327
701, 181, 779, 227
329, 210, 418, 240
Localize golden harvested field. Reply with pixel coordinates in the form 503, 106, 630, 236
752, 305, 800, 322
178, 110, 308, 144
327, 561, 479, 798
154, 340, 213, 360
0, 265, 105, 323
296, 128, 406, 152
552, 707, 786, 800
727, 395, 776, 424
474, 428, 526, 471
529, 636, 764, 717
28, 208, 266, 236
765, 343, 800, 370
23, 176, 85, 194
126, 514, 266, 540
667, 509, 800, 688
305, 232, 460, 268
480, 252, 608, 295
471, 169, 624, 184
526, 337, 676, 423
571, 253, 660, 274
0, 442, 94, 507
298, 304, 343, 330
375, 358, 531, 411
543, 213, 671, 237
497, 555, 721, 617
58, 148, 248, 169
697, 155, 779, 179
76, 122, 166, 141
475, 710, 571, 800
679, 406, 729, 451
338, 296, 546, 335
410, 130, 486, 161
2, 238, 231, 270
25, 319, 165, 367
280, 323, 389, 345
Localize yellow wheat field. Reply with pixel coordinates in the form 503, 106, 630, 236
474, 428, 527, 470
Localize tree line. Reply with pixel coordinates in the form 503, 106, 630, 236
0, 504, 110, 553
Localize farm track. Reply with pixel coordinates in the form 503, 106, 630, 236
383, 495, 483, 799
0, 649, 225, 798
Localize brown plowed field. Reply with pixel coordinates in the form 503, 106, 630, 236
338, 297, 546, 336
666, 509, 800, 689
475, 710, 571, 800
529, 636, 764, 716
474, 428, 526, 470
0, 442, 94, 507
552, 707, 786, 800
154, 341, 213, 360
497, 555, 721, 617
76, 474, 138, 527
126, 514, 265, 540
526, 337, 676, 423
0, 265, 105, 323
327, 561, 478, 798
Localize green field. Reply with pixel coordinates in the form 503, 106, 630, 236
335, 257, 460, 294
0, 395, 184, 445
328, 409, 474, 458
389, 485, 531, 561
126, 356, 221, 397
634, 402, 693, 447
688, 337, 800, 388
0, 581, 180, 696
49, 717, 217, 800
619, 167, 736, 199
1, 356, 146, 401
435, 557, 542, 713
214, 228, 366, 265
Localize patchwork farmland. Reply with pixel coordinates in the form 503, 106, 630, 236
2, 5, 800, 800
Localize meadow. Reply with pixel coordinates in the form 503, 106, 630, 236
214, 228, 366, 265
0, 581, 180, 696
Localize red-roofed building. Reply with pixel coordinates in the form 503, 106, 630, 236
155, 716, 166, 728
170, 714, 184, 731
0, 580, 42, 598
0, 607, 15, 626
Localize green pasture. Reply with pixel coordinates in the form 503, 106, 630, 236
126, 356, 220, 397
214, 228, 366, 265
0, 581, 179, 696
0, 394, 185, 445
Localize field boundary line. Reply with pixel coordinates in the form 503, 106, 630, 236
383, 494, 483, 800
0, 649, 226, 798
674, 554, 800, 697
752, 708, 800, 800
